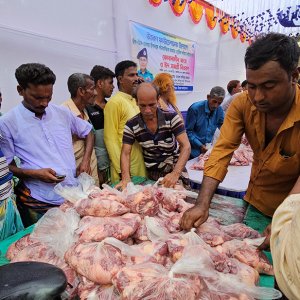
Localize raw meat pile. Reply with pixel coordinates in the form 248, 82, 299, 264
191, 143, 253, 170
6, 175, 281, 300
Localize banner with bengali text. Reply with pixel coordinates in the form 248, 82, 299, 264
130, 21, 196, 91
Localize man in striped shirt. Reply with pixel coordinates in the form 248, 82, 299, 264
118, 82, 191, 189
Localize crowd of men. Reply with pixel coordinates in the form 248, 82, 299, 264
0, 32, 299, 298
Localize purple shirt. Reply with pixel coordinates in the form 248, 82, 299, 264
0, 103, 92, 205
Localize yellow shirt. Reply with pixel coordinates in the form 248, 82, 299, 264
104, 91, 146, 183
204, 86, 300, 216
271, 193, 300, 300
61, 99, 99, 186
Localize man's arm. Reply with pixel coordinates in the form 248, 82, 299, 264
180, 95, 246, 230
115, 143, 133, 190
217, 108, 225, 129
9, 161, 64, 183
179, 176, 220, 229
160, 132, 191, 187
104, 101, 122, 176
185, 107, 204, 150
76, 130, 94, 176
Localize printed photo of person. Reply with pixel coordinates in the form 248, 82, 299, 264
137, 48, 154, 82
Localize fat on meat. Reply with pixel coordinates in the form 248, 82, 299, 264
74, 197, 129, 217
216, 239, 274, 275
77, 213, 141, 242
65, 242, 124, 284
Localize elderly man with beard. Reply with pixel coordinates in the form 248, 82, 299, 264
104, 60, 147, 183
186, 86, 225, 159
117, 82, 191, 190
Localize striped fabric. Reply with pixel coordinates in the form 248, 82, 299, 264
15, 181, 58, 227
123, 109, 185, 171
0, 149, 13, 201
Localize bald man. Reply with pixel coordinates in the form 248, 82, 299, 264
117, 82, 191, 189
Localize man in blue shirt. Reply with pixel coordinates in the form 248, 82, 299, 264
186, 86, 225, 158
137, 48, 154, 82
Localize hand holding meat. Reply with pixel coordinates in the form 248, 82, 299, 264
180, 204, 209, 230
160, 171, 180, 188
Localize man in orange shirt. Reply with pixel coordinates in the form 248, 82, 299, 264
180, 33, 300, 249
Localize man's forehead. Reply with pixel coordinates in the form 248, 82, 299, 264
124, 66, 137, 74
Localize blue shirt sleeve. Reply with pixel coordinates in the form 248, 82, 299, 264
186, 106, 203, 148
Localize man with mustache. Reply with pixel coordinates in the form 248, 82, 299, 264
180, 33, 300, 251
186, 86, 225, 159
104, 60, 146, 183
0, 63, 94, 226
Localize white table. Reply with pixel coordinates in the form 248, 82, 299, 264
186, 157, 252, 192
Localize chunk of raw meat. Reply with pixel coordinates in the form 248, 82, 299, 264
11, 242, 79, 297
128, 241, 168, 265
166, 236, 188, 262
196, 221, 230, 246
77, 213, 141, 242
59, 200, 74, 211
75, 197, 129, 217
6, 234, 36, 260
132, 219, 149, 242
65, 242, 124, 284
89, 187, 125, 204
191, 144, 253, 170
220, 223, 261, 240
78, 277, 120, 300
216, 240, 273, 275
124, 186, 159, 216
113, 262, 201, 300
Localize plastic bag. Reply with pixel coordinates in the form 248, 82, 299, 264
31, 207, 80, 258
65, 241, 124, 284
77, 213, 141, 242
74, 197, 129, 217
172, 246, 282, 299
54, 172, 97, 203
113, 262, 202, 300
105, 237, 167, 265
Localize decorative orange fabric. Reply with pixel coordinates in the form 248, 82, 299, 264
205, 6, 218, 30
231, 25, 239, 39
240, 32, 247, 43
149, 0, 162, 7
188, 0, 204, 24
220, 16, 230, 34
169, 0, 187, 16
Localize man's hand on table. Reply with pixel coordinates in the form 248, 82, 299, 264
257, 223, 271, 251
34, 168, 65, 183
160, 171, 180, 188
115, 178, 131, 191
179, 204, 209, 230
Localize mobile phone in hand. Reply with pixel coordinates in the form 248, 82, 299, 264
56, 174, 66, 179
